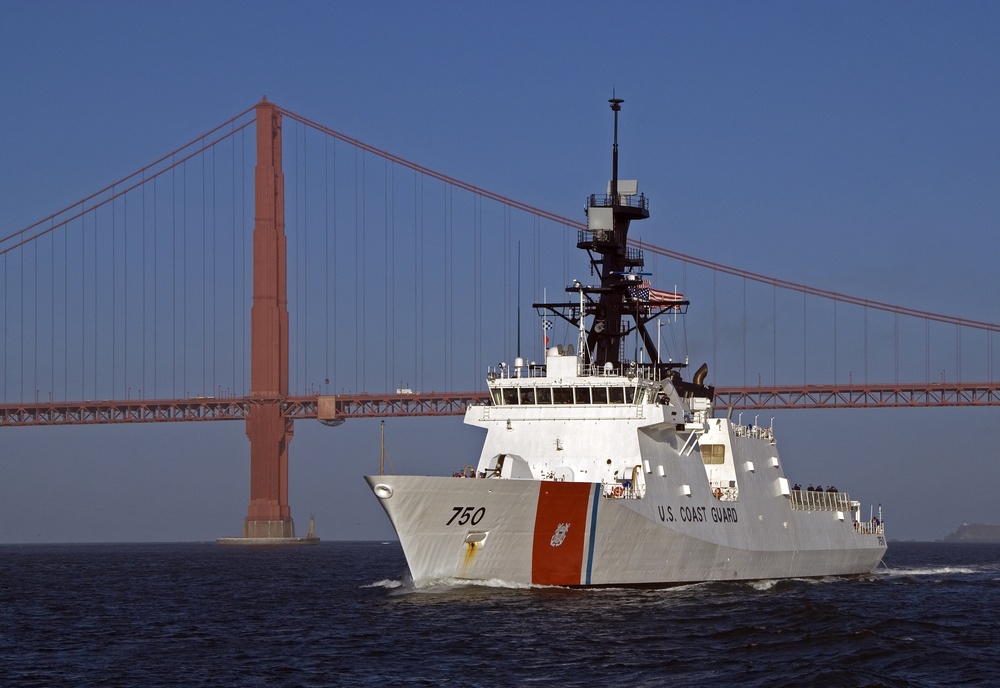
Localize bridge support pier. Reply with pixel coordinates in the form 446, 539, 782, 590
243, 400, 295, 538
218, 98, 316, 546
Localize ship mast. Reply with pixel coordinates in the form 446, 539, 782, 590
534, 98, 689, 376
610, 96, 622, 203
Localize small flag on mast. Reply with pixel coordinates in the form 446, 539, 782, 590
543, 319, 553, 347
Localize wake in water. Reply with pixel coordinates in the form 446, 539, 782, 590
361, 578, 403, 589
878, 564, 979, 577
364, 574, 535, 595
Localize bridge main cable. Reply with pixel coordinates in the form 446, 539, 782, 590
636, 241, 1000, 333
276, 107, 580, 229
279, 106, 1000, 335
0, 105, 257, 255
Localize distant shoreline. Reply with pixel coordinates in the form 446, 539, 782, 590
943, 523, 1000, 542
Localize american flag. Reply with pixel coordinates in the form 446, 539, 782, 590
628, 280, 684, 307
628, 279, 651, 301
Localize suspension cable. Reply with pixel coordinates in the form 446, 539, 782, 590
2, 107, 254, 244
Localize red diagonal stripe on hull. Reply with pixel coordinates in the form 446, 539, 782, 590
531, 482, 592, 586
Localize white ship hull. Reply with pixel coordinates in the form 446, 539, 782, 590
367, 420, 885, 587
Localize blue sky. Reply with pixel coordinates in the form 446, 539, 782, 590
1, 1, 999, 543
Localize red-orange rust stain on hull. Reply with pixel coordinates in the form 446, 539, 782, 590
461, 541, 479, 575
531, 482, 592, 585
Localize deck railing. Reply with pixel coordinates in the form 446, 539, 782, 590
854, 520, 885, 535
790, 489, 851, 512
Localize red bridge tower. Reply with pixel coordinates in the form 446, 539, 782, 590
219, 98, 313, 544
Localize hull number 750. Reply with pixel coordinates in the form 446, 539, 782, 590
447, 506, 485, 526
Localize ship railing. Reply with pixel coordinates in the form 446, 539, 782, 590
574, 361, 685, 384
576, 229, 644, 263
577, 228, 616, 246
789, 489, 852, 512
732, 423, 774, 442
710, 482, 739, 501
577, 362, 628, 378
603, 481, 645, 500
854, 520, 885, 535
487, 363, 548, 380
587, 193, 649, 211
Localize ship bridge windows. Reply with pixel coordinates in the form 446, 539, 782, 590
490, 384, 640, 406
553, 387, 574, 404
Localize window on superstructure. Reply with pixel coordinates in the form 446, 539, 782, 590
536, 387, 552, 404
574, 387, 591, 404
634, 388, 646, 405
701, 444, 726, 465
501, 388, 520, 405
553, 387, 573, 404
592, 387, 608, 404
491, 389, 502, 405
518, 387, 536, 405
624, 387, 636, 403
608, 387, 625, 404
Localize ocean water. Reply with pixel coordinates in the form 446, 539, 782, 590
1, 541, 998, 687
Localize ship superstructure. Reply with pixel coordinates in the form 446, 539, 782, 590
366, 100, 886, 587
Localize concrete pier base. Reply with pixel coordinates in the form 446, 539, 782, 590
216, 515, 320, 546
216, 536, 320, 546
243, 517, 296, 539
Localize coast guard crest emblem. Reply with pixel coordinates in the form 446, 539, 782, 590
550, 523, 570, 547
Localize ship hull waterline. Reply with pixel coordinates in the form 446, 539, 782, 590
366, 474, 886, 588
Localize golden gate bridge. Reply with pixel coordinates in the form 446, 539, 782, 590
3, 99, 998, 540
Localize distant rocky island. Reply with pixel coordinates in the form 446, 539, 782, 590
943, 523, 1000, 542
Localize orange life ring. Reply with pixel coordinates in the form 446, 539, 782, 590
713, 487, 723, 499
612, 485, 624, 498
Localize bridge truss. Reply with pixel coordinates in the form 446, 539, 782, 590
4, 381, 1000, 428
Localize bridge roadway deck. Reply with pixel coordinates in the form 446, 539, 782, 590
2, 383, 1000, 427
